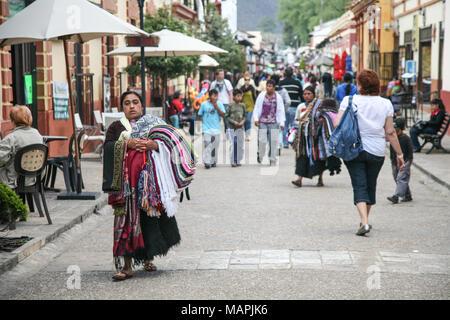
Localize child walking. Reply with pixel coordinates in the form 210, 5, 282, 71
388, 117, 414, 203
225, 89, 246, 167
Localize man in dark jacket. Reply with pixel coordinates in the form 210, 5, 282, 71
280, 67, 304, 148
409, 98, 446, 152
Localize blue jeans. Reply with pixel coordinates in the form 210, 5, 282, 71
283, 107, 297, 147
258, 123, 280, 162
169, 115, 179, 128
344, 151, 385, 205
410, 126, 435, 150
244, 110, 253, 136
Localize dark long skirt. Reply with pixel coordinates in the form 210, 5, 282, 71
137, 210, 181, 261
115, 210, 181, 271
295, 154, 342, 179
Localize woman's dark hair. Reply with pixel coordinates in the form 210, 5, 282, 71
431, 98, 445, 111
120, 90, 143, 108
297, 73, 303, 81
173, 91, 181, 99
321, 98, 337, 110
209, 88, 219, 96
270, 74, 280, 86
357, 69, 380, 96
266, 79, 276, 87
303, 86, 315, 97
344, 73, 353, 96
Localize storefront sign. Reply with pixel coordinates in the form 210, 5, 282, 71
24, 74, 33, 105
53, 81, 70, 120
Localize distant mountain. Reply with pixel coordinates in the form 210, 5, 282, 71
237, 0, 283, 33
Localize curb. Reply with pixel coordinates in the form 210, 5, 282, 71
412, 162, 450, 191
0, 193, 108, 276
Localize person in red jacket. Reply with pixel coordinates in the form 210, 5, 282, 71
168, 91, 184, 128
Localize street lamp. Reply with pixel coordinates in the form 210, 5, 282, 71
138, 0, 146, 114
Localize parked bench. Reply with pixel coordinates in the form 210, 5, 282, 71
419, 113, 450, 154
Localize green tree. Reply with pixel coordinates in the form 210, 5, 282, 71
257, 16, 277, 33
124, 7, 199, 79
278, 0, 348, 46
196, 4, 246, 73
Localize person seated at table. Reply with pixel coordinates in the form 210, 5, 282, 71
168, 91, 184, 129
0, 106, 43, 188
410, 98, 446, 152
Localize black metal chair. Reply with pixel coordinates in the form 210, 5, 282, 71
44, 132, 86, 193
14, 143, 52, 225
419, 113, 450, 154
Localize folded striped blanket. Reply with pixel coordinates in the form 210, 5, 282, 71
139, 125, 197, 217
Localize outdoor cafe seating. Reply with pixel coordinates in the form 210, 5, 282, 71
11, 143, 52, 229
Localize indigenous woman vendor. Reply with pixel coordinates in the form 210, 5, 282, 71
292, 89, 341, 188
103, 91, 181, 281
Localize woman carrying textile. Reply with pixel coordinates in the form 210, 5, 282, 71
292, 88, 341, 187
103, 91, 181, 281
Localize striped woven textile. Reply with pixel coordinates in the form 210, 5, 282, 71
148, 125, 197, 191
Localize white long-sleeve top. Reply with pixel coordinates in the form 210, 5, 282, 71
253, 91, 286, 125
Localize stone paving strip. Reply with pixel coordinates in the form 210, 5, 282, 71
160, 249, 450, 275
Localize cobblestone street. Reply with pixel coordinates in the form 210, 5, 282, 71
0, 132, 448, 300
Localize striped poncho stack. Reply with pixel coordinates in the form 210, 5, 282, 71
138, 125, 197, 218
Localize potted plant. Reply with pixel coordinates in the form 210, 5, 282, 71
0, 183, 28, 230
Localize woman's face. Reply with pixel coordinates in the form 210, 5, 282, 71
431, 103, 439, 112
266, 83, 275, 95
122, 94, 143, 120
303, 90, 314, 103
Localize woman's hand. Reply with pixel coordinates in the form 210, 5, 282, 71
127, 138, 140, 149
135, 138, 158, 152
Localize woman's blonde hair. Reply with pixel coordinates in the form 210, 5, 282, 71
10, 105, 33, 127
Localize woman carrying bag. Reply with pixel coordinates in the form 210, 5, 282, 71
334, 70, 404, 236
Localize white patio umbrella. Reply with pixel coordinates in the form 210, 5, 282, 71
107, 28, 227, 120
0, 0, 150, 198
198, 55, 220, 67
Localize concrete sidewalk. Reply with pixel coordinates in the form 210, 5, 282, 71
411, 135, 450, 190
0, 155, 107, 275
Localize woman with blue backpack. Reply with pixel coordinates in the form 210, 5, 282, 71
333, 70, 405, 236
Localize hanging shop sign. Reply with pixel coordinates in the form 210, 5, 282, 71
53, 81, 70, 120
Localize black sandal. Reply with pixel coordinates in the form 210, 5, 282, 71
144, 262, 157, 272
112, 270, 133, 281
292, 180, 302, 187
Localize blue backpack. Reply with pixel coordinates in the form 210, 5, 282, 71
328, 96, 363, 161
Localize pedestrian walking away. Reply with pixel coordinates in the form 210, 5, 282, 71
280, 67, 303, 148
272, 74, 291, 152
388, 117, 414, 204
335, 70, 405, 236
102, 91, 181, 281
225, 89, 247, 167
292, 95, 341, 188
253, 79, 286, 166
197, 89, 226, 169
336, 72, 358, 105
